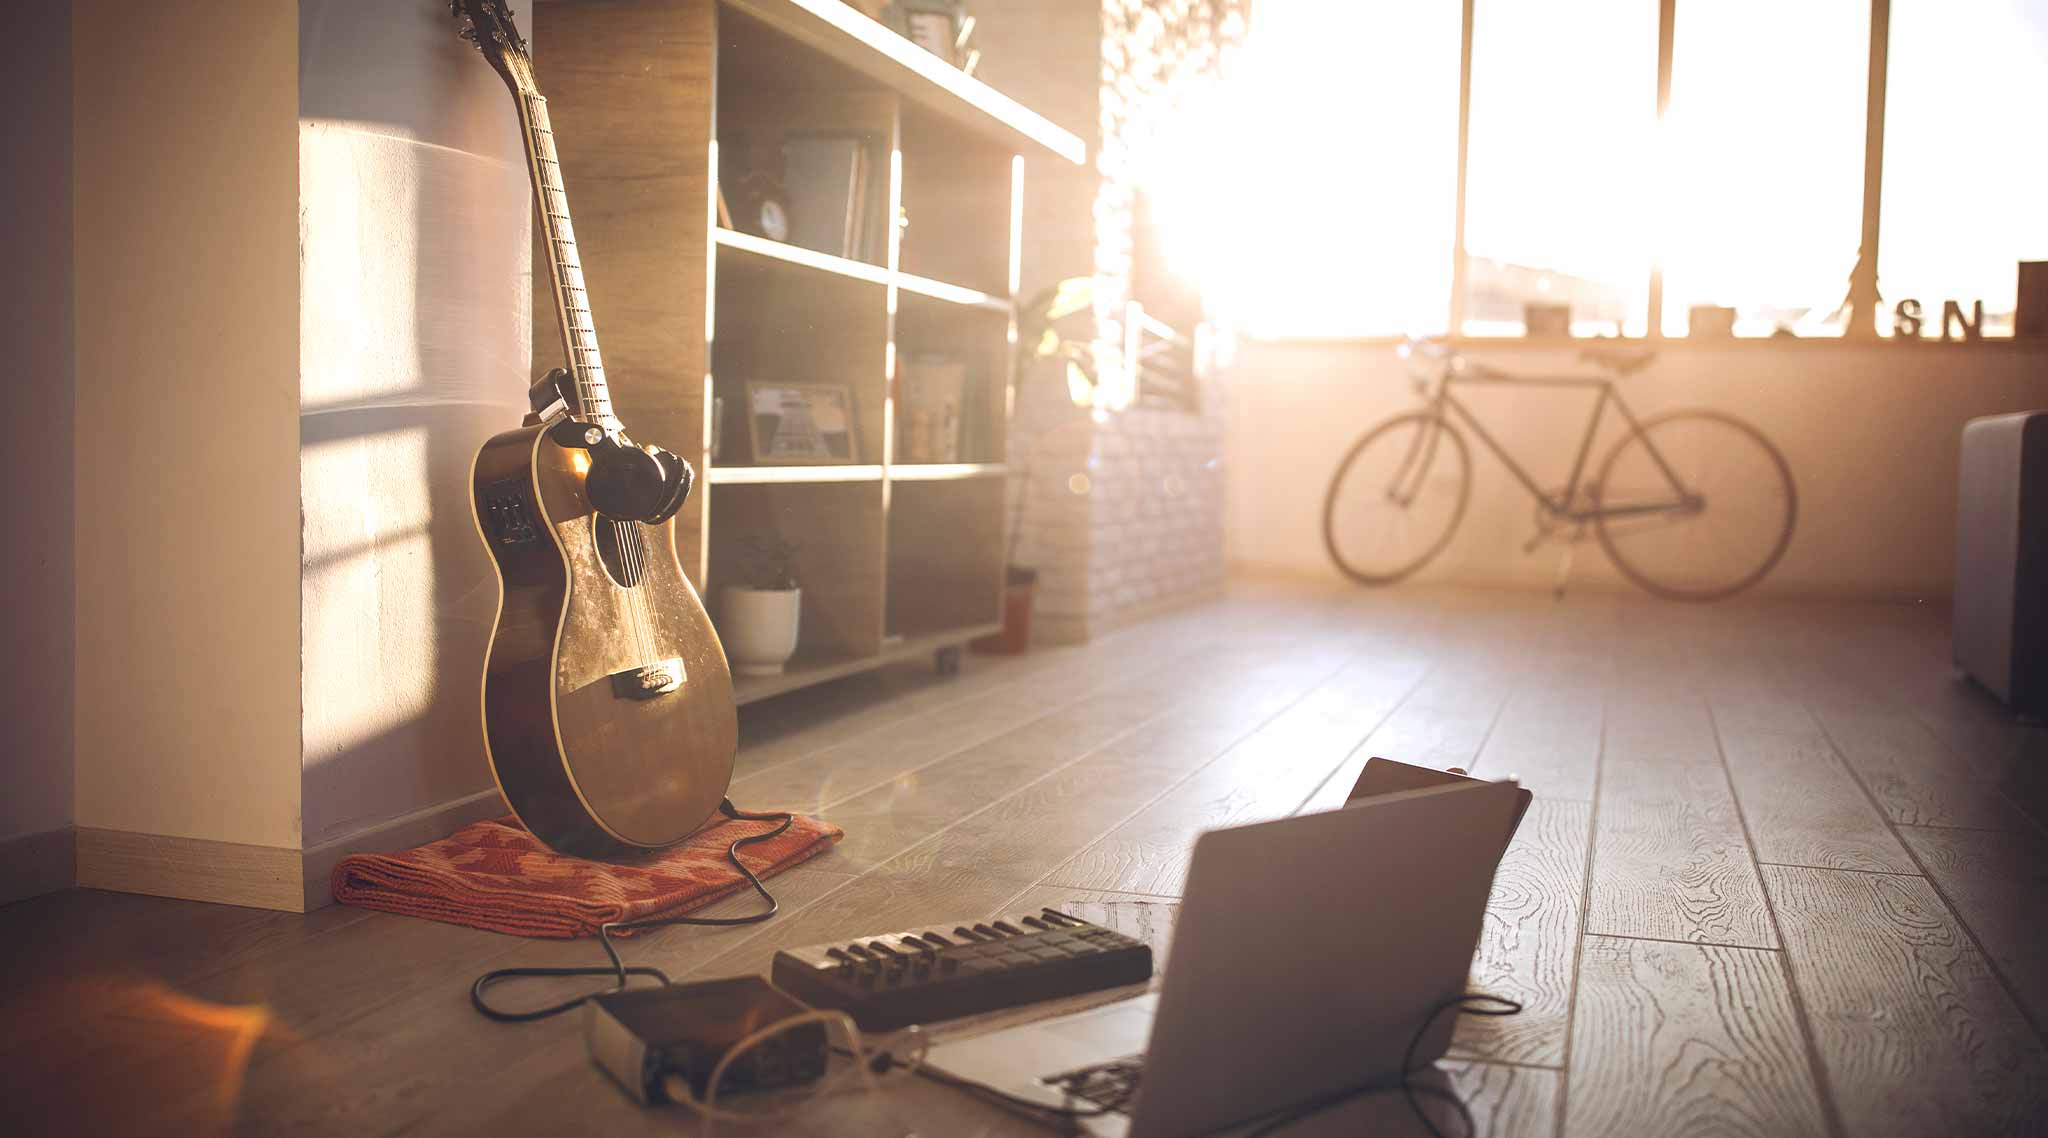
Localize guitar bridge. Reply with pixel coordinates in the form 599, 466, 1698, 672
611, 657, 685, 700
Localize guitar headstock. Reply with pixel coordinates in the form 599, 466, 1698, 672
452, 0, 535, 95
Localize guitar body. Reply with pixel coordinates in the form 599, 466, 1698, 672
472, 425, 736, 858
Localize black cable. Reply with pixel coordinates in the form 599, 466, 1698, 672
1237, 993, 1524, 1138
470, 798, 795, 1023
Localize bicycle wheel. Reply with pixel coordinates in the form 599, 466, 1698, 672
1323, 412, 1472, 585
1593, 410, 1796, 601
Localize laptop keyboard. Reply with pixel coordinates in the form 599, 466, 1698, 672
1043, 1055, 1146, 1111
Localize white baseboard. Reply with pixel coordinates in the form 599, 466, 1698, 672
76, 827, 303, 911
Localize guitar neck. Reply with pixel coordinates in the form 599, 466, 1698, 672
517, 90, 617, 430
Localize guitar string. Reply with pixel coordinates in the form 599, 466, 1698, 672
527, 90, 662, 672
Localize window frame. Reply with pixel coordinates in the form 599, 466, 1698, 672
1258, 0, 2039, 347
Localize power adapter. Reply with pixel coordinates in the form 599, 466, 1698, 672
585, 976, 829, 1105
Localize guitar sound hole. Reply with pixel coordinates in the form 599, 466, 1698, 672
594, 517, 647, 588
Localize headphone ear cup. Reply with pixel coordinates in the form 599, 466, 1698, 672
643, 446, 694, 525
584, 441, 670, 521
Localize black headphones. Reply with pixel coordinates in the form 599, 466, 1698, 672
532, 369, 695, 525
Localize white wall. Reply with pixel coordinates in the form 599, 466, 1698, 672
1, 5, 75, 844
297, 0, 531, 847
72, 0, 304, 848
1228, 340, 2047, 599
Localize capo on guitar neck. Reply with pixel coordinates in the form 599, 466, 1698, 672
529, 367, 576, 423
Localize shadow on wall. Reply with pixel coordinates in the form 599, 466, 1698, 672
297, 0, 532, 847
1225, 339, 2047, 600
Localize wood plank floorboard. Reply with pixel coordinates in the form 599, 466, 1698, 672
1045, 620, 1439, 894
1803, 680, 2035, 833
1452, 798, 1590, 1068
1804, 607, 2048, 835
682, 628, 1372, 980
730, 597, 1233, 781
1706, 665, 1916, 876
1587, 675, 1775, 949
727, 602, 1229, 813
1762, 864, 2048, 1137
9, 585, 2048, 1138
1468, 597, 1616, 804
1564, 934, 1828, 1138
1777, 625, 2036, 833
1897, 824, 2048, 1039
1299, 596, 1552, 815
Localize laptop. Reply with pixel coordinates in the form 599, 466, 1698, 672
921, 773, 1524, 1137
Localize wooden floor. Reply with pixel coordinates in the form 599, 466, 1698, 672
6, 581, 2048, 1137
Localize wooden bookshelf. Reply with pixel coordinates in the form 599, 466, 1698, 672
534, 0, 1082, 704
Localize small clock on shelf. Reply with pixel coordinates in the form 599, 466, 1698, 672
729, 171, 790, 244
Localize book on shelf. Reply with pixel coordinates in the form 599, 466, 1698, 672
781, 132, 885, 262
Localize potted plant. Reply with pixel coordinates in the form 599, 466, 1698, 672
719, 536, 802, 675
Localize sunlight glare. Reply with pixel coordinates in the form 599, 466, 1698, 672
1134, 2, 1460, 339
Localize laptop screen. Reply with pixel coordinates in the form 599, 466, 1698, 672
1346, 756, 1533, 852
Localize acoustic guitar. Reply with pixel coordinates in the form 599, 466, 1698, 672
455, 0, 736, 858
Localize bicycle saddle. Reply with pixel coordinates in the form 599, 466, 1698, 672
1580, 346, 1657, 377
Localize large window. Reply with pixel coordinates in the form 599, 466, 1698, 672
1145, 3, 1462, 339
1189, 0, 2046, 340
1660, 0, 1868, 336
1878, 0, 2048, 336
1463, 0, 1657, 337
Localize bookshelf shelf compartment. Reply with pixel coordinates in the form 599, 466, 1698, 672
886, 478, 1006, 641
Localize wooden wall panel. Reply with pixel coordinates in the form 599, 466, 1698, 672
532, 0, 716, 583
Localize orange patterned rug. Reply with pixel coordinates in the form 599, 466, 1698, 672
331, 813, 842, 938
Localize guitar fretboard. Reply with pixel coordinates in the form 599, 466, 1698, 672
519, 91, 615, 429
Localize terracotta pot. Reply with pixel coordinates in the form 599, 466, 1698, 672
972, 567, 1037, 655
719, 586, 801, 675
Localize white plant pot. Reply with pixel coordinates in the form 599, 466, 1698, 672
720, 586, 802, 676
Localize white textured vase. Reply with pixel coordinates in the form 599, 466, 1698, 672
719, 586, 801, 676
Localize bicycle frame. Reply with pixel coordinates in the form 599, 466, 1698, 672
1395, 357, 1699, 524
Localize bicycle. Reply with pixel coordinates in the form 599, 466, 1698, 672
1321, 338, 1796, 601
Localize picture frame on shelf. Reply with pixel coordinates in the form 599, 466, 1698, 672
746, 382, 861, 465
